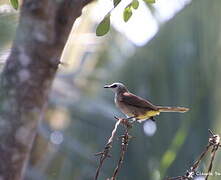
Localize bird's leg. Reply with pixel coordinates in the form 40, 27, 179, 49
150, 117, 156, 122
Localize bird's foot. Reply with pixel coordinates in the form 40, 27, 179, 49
128, 118, 136, 123
128, 118, 136, 124
124, 116, 136, 124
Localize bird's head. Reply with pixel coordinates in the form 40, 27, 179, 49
104, 82, 128, 93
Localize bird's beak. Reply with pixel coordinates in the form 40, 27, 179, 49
104, 84, 111, 88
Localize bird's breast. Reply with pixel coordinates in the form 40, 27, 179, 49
115, 95, 134, 117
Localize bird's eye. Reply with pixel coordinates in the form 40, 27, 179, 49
111, 84, 117, 88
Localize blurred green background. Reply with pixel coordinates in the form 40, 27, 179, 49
1, 0, 221, 179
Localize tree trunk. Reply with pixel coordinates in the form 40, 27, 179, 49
0, 0, 93, 179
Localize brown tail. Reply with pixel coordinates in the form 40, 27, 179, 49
157, 106, 189, 113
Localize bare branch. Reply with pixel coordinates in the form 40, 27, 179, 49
166, 130, 220, 180
205, 132, 220, 180
111, 126, 131, 180
191, 144, 211, 171
94, 118, 122, 180
94, 116, 134, 180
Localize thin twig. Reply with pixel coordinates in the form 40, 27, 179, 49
111, 125, 131, 180
205, 132, 220, 180
205, 146, 217, 180
191, 144, 211, 171
94, 116, 134, 180
166, 130, 220, 180
94, 118, 122, 180
165, 142, 211, 180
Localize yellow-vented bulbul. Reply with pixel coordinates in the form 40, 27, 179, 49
104, 82, 189, 122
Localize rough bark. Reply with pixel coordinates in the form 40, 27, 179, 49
0, 0, 93, 179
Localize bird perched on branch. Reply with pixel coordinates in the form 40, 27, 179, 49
104, 82, 189, 122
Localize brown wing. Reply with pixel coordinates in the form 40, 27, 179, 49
119, 92, 158, 110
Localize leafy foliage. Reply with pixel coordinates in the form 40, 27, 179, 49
123, 0, 139, 22
96, 13, 111, 36
132, 0, 139, 9
9, 0, 19, 10
96, 0, 155, 36
123, 5, 133, 22
114, 0, 121, 7
143, 0, 155, 3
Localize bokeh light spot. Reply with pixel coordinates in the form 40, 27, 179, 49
50, 131, 64, 145
194, 176, 205, 180
143, 120, 157, 136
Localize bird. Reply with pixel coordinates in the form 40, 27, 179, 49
104, 82, 189, 122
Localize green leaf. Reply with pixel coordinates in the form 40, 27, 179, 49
96, 14, 111, 36
9, 0, 19, 10
114, 0, 121, 7
123, 6, 133, 22
143, 0, 155, 3
132, 0, 139, 9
